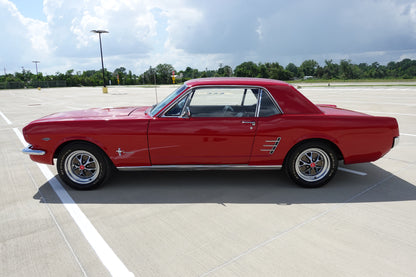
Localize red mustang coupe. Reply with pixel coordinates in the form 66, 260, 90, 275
23, 78, 399, 189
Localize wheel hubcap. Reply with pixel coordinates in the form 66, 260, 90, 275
64, 150, 100, 185
295, 148, 331, 182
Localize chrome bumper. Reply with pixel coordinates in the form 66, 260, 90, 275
392, 136, 400, 148
22, 145, 46, 156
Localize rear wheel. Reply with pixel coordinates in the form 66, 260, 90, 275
57, 143, 112, 190
285, 142, 338, 188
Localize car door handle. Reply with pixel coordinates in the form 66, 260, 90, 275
242, 121, 256, 126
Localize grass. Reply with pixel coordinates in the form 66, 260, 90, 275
288, 78, 416, 87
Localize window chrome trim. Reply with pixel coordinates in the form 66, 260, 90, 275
255, 89, 263, 117
160, 85, 283, 118
259, 89, 283, 116
151, 84, 188, 117
161, 91, 192, 118
160, 88, 194, 118
117, 164, 282, 171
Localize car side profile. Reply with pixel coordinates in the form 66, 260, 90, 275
22, 78, 399, 189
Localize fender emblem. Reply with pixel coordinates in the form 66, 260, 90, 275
116, 148, 124, 156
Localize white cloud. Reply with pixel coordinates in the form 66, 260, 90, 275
1, 0, 416, 75
0, 0, 49, 72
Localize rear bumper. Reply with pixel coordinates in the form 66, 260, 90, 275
22, 145, 46, 156
392, 136, 400, 148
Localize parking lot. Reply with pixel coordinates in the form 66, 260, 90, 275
1, 83, 415, 277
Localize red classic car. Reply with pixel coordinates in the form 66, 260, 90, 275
22, 78, 399, 189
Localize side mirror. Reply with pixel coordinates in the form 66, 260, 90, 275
180, 106, 191, 118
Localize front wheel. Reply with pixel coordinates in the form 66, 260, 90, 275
57, 143, 112, 190
285, 142, 338, 188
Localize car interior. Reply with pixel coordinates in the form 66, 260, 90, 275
164, 87, 280, 118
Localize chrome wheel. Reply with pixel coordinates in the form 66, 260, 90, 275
64, 150, 100, 185
285, 141, 338, 188
295, 148, 331, 182
58, 142, 112, 190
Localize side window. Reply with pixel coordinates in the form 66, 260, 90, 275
189, 88, 258, 117
164, 95, 188, 116
259, 91, 280, 117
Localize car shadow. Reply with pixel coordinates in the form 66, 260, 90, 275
33, 162, 416, 205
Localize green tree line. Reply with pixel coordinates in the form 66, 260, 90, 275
1, 59, 415, 89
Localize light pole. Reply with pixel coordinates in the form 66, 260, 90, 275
91, 30, 109, 93
32, 61, 40, 90
32, 61, 40, 75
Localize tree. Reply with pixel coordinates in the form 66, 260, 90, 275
367, 62, 386, 79
155, 64, 175, 84
322, 60, 339, 79
285, 63, 300, 78
114, 67, 127, 84
396, 59, 416, 79
2, 58, 416, 90
299, 60, 319, 77
234, 61, 258, 77
340, 59, 354, 79
257, 63, 269, 78
182, 67, 199, 79
217, 65, 233, 77
143, 66, 156, 84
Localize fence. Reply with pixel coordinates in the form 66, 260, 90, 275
0, 80, 67, 89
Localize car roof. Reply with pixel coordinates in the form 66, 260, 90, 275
184, 77, 291, 88
182, 77, 322, 115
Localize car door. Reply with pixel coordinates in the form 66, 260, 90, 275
148, 87, 259, 165
248, 89, 285, 165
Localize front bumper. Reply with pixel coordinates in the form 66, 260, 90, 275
22, 144, 46, 156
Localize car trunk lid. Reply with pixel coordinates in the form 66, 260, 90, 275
316, 104, 371, 116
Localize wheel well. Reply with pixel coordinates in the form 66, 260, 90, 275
54, 140, 111, 162
283, 138, 343, 167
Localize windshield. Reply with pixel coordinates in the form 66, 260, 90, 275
149, 84, 187, 116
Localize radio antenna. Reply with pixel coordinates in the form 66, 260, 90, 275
153, 69, 158, 104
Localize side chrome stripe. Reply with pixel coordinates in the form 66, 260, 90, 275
117, 164, 282, 171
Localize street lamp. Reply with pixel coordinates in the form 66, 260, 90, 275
32, 61, 40, 75
91, 30, 109, 93
32, 61, 40, 90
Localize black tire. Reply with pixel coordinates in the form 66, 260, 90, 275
285, 142, 338, 188
57, 142, 112, 190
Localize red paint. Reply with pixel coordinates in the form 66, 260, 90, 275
22, 78, 399, 170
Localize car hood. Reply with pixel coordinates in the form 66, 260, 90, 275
33, 106, 150, 122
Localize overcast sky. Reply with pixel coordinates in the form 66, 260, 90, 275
1, 0, 416, 75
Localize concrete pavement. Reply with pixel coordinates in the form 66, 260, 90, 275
1, 84, 415, 276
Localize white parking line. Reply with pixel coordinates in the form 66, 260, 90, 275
401, 133, 416, 137
359, 110, 416, 117
201, 163, 412, 277
338, 167, 367, 176
0, 110, 12, 124
318, 100, 416, 107
25, 166, 88, 277
13, 127, 134, 277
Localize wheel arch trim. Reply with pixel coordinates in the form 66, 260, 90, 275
283, 138, 344, 167
53, 139, 113, 165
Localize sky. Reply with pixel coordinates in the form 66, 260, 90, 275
1, 0, 416, 75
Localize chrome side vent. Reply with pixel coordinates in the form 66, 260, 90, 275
260, 137, 281, 155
